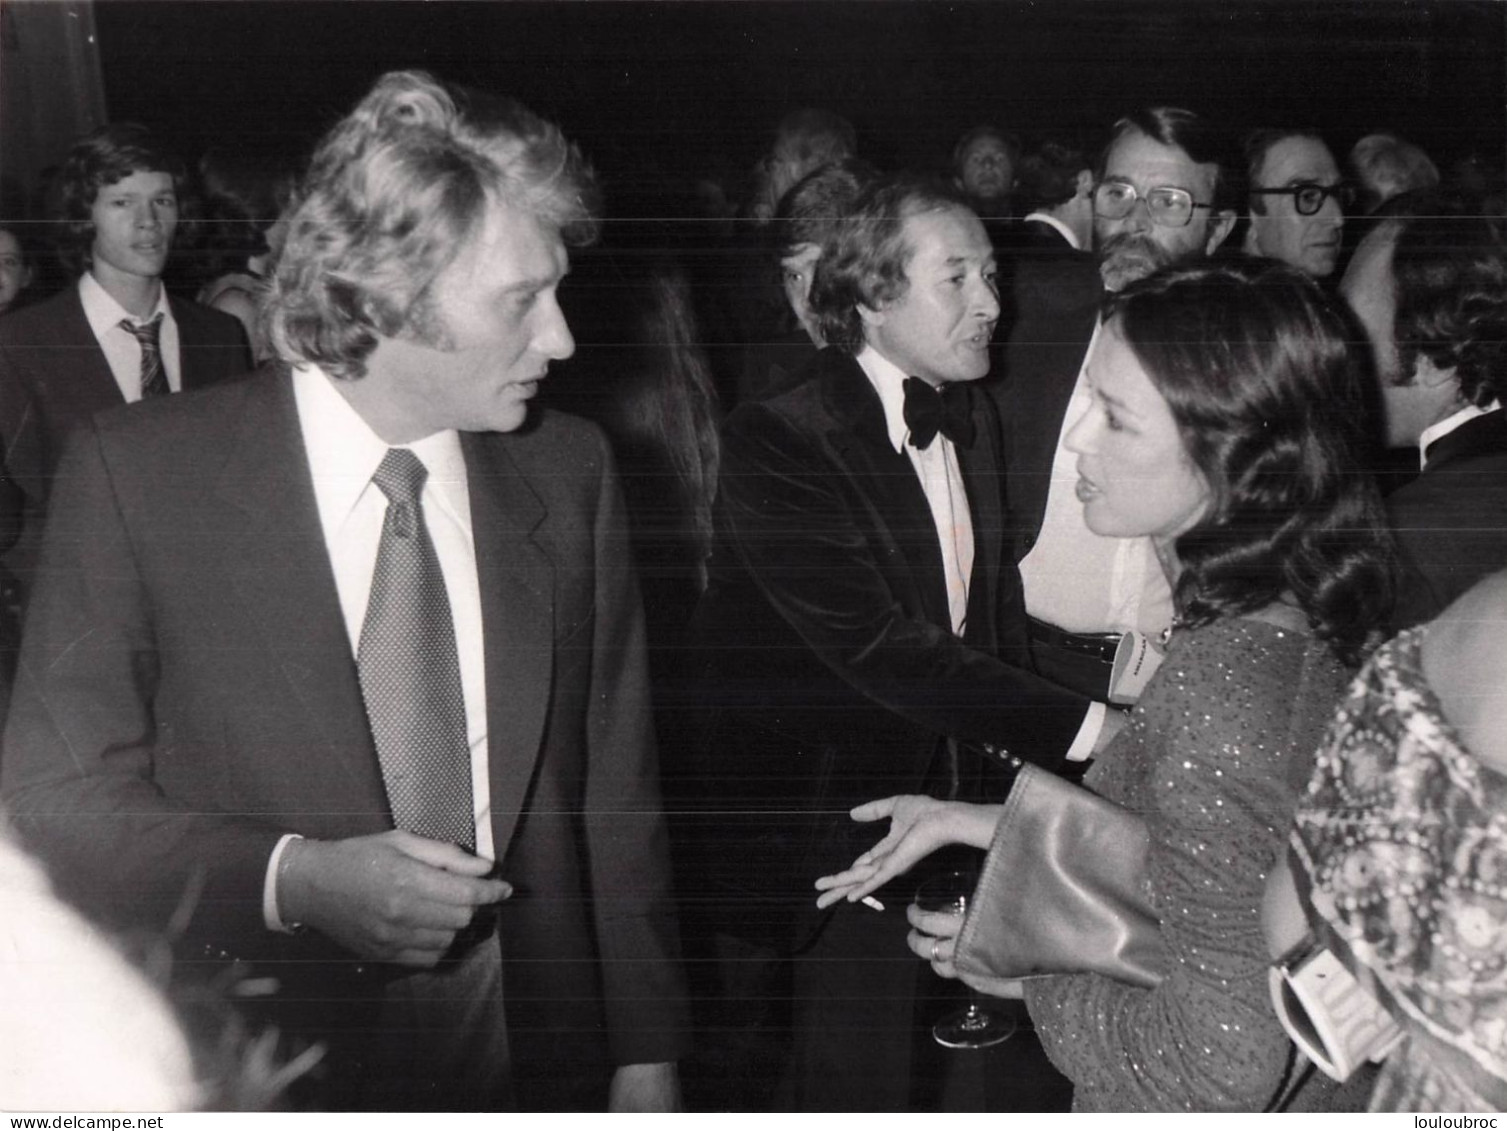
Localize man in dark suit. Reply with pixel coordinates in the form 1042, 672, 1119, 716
1, 72, 687, 1111
1340, 196, 1507, 628
999, 108, 1236, 700
0, 124, 250, 591
1015, 137, 1096, 256
691, 175, 1101, 1109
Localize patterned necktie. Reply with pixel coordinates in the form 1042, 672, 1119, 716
902, 376, 977, 450
357, 449, 476, 850
119, 314, 168, 399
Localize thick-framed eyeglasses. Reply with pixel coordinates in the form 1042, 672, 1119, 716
1248, 182, 1356, 216
1092, 180, 1212, 228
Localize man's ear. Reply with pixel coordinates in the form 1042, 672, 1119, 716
1074, 168, 1094, 199
1206, 209, 1238, 255
858, 301, 886, 330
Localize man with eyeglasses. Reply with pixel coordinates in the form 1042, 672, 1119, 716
1000, 107, 1236, 706
1241, 129, 1351, 278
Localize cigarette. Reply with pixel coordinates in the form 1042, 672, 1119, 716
860, 895, 885, 912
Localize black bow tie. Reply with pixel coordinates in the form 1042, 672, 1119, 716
902, 377, 976, 450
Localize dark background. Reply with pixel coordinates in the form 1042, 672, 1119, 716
92, 0, 1506, 216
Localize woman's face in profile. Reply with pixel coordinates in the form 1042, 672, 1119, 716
1065, 320, 1212, 550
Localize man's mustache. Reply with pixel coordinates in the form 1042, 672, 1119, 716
1099, 232, 1169, 265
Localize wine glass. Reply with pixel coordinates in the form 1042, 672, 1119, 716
913, 869, 1017, 1049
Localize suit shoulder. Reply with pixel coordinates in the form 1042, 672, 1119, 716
92, 366, 267, 448
497, 407, 612, 468
726, 359, 829, 434
170, 296, 250, 344
0, 289, 83, 345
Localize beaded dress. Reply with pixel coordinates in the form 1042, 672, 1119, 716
1291, 626, 1507, 1112
1023, 614, 1352, 1111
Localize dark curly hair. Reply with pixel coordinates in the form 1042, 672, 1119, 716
808, 173, 972, 355
54, 123, 191, 277
1107, 260, 1396, 666
772, 157, 878, 261
1382, 192, 1507, 408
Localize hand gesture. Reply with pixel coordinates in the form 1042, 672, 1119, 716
278, 830, 511, 967
813, 795, 1001, 909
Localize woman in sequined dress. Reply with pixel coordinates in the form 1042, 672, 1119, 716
1265, 570, 1507, 1111
816, 260, 1396, 1111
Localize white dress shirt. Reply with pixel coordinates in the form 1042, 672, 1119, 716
1021, 210, 1082, 251
1419, 398, 1503, 469
264, 364, 492, 930
77, 273, 182, 399
1017, 318, 1175, 640
857, 346, 974, 634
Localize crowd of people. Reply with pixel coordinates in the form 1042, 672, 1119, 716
0, 68, 1503, 1114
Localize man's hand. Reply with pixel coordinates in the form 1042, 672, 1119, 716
278, 830, 511, 967
608, 1061, 682, 1112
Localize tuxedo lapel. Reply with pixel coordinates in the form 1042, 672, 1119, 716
956, 390, 1004, 651
460, 431, 553, 861
818, 351, 953, 630
1423, 408, 1507, 471
212, 370, 389, 810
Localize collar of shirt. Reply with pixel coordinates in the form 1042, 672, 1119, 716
1419, 398, 1503, 469
78, 270, 173, 342
1022, 210, 1082, 251
290, 363, 471, 544
856, 344, 923, 454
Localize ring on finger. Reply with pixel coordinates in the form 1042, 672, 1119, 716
930, 938, 941, 962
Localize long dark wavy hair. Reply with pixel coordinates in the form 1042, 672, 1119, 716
1107, 259, 1396, 666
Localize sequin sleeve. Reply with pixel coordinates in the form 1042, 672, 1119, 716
1023, 619, 1350, 1111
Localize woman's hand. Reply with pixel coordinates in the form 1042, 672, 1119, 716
813, 795, 1001, 909
903, 901, 1024, 997
906, 898, 965, 978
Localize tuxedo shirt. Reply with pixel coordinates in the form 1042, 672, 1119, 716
857, 344, 975, 634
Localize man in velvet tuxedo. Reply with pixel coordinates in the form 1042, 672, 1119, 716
1341, 196, 1507, 628
693, 175, 1099, 1109
0, 124, 250, 597
1, 72, 686, 1111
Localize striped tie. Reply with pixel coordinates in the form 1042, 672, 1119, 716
119, 314, 168, 399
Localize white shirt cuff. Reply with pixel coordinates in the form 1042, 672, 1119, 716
1065, 701, 1106, 762
263, 833, 303, 933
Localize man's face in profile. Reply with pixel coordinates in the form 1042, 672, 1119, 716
374, 198, 577, 438
1247, 136, 1346, 278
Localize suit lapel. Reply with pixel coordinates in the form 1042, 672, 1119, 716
460, 431, 553, 861
818, 351, 953, 629
53, 288, 127, 413
212, 369, 389, 808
